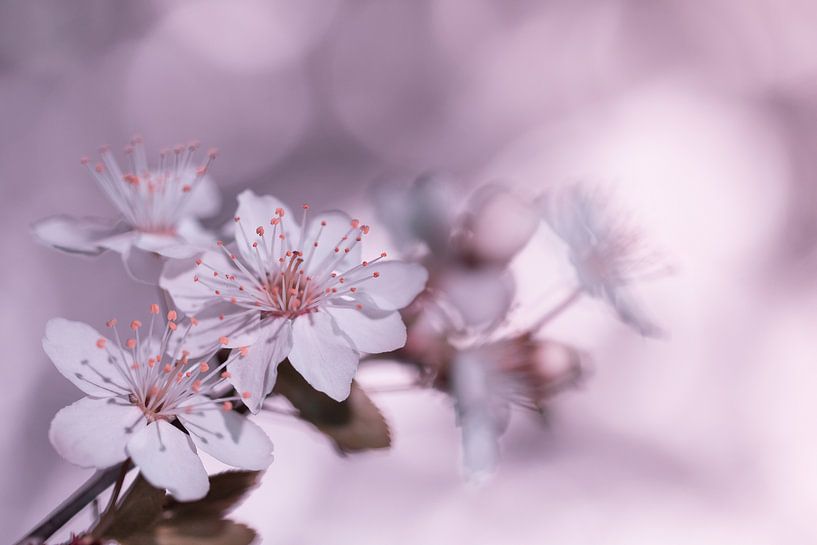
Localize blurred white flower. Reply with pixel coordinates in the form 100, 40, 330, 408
452, 336, 585, 480
32, 137, 221, 284
45, 306, 272, 501
161, 190, 428, 410
539, 184, 666, 336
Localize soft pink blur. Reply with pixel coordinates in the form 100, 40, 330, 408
3, 1, 817, 543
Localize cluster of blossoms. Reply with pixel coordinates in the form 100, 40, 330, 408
25, 138, 664, 543
373, 175, 664, 477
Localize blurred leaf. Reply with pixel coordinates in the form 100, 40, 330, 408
273, 361, 391, 453
165, 471, 261, 519
95, 471, 261, 545
93, 474, 164, 541
151, 520, 256, 545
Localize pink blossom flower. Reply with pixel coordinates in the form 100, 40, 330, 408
46, 305, 272, 501
33, 137, 221, 284
539, 184, 667, 336
161, 190, 428, 410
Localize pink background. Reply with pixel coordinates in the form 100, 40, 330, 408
3, 1, 817, 543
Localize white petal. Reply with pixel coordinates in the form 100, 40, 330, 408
602, 285, 663, 338
183, 303, 263, 357
32, 215, 129, 255
127, 420, 209, 502
134, 234, 199, 259
232, 190, 297, 270
176, 217, 217, 247
160, 250, 233, 313
355, 261, 428, 311
179, 174, 221, 219
228, 319, 292, 413
178, 397, 273, 470
122, 244, 165, 285
288, 311, 359, 401
98, 231, 139, 254
301, 210, 362, 276
49, 397, 145, 469
43, 318, 130, 397
326, 306, 406, 354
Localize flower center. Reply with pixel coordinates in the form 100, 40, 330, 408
194, 205, 388, 319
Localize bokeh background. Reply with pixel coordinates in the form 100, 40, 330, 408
3, 1, 817, 543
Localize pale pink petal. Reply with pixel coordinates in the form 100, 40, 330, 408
127, 420, 209, 502
301, 210, 362, 276
354, 261, 428, 311
227, 318, 292, 413
288, 312, 359, 401
326, 306, 406, 354
179, 174, 221, 219
182, 302, 263, 357
49, 397, 145, 469
160, 250, 234, 314
134, 233, 200, 259
176, 217, 216, 247
32, 215, 130, 255
43, 318, 130, 397
232, 190, 297, 270
178, 397, 273, 470
122, 243, 165, 285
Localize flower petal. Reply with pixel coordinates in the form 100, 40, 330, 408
127, 420, 209, 502
326, 306, 406, 354
49, 397, 145, 469
32, 215, 130, 255
134, 233, 200, 259
176, 217, 217, 247
160, 250, 233, 314
355, 260, 428, 311
227, 318, 292, 413
288, 312, 359, 401
183, 303, 263, 357
43, 318, 131, 397
178, 397, 273, 470
122, 243, 165, 285
232, 190, 297, 271
179, 174, 221, 219
301, 210, 362, 276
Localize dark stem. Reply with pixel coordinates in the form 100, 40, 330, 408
102, 460, 131, 518
12, 465, 126, 545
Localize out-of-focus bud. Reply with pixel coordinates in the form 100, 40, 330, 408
459, 184, 539, 265
437, 266, 515, 330
497, 335, 588, 408
372, 172, 455, 256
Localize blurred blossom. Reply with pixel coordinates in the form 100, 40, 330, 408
539, 184, 667, 336
378, 174, 588, 478
32, 138, 221, 284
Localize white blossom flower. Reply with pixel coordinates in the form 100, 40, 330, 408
33, 137, 221, 284
161, 190, 428, 410
46, 306, 273, 501
539, 184, 666, 336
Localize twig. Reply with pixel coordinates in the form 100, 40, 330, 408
12, 465, 125, 545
